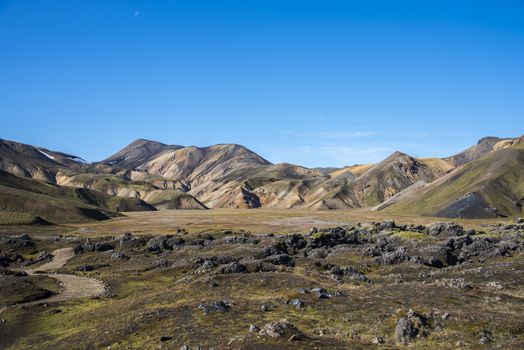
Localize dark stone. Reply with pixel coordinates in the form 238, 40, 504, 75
75, 264, 109, 272
110, 251, 129, 261
395, 318, 417, 345
311, 287, 331, 299
395, 309, 431, 345
306, 248, 329, 259
264, 254, 295, 267
288, 299, 305, 309
8, 234, 35, 248
307, 227, 358, 249
223, 235, 260, 245
84, 242, 115, 252
376, 220, 397, 232
153, 258, 171, 268
26, 250, 53, 266
427, 223, 466, 237
374, 247, 410, 265
259, 242, 288, 258
249, 324, 261, 332
0, 255, 10, 268
479, 329, 493, 344
329, 266, 370, 283
260, 319, 304, 339
160, 336, 172, 342
198, 301, 230, 314
284, 234, 307, 252
221, 262, 248, 274
146, 235, 184, 253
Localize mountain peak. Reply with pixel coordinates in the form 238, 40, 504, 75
103, 139, 183, 168
477, 136, 501, 145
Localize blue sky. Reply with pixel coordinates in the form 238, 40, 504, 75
1, 0, 523, 167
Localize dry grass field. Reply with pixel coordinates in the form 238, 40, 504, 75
66, 208, 513, 237
1, 209, 523, 349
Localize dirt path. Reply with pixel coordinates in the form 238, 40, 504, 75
3, 248, 105, 312
26, 247, 75, 274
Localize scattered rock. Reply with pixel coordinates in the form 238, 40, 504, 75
427, 223, 466, 237
394, 309, 431, 345
371, 336, 385, 345
198, 301, 230, 315
307, 227, 358, 249
288, 298, 305, 309
249, 324, 260, 333
375, 220, 397, 232
311, 287, 331, 299
26, 250, 53, 265
110, 251, 129, 261
329, 266, 370, 284
395, 317, 417, 345
146, 235, 184, 253
260, 319, 304, 339
220, 262, 248, 274
479, 329, 493, 344
374, 247, 410, 265
264, 254, 295, 267
75, 264, 109, 272
486, 281, 504, 290
84, 242, 115, 252
223, 235, 260, 245
8, 234, 35, 248
284, 234, 307, 252
436, 278, 472, 290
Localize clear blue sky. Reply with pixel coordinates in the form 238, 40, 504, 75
1, 1, 523, 167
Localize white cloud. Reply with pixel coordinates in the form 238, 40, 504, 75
319, 131, 376, 138
321, 146, 391, 155
284, 130, 376, 139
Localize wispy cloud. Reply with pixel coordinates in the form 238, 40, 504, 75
321, 146, 391, 155
284, 130, 376, 139
319, 131, 376, 138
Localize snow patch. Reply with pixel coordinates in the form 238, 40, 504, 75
37, 149, 55, 160
68, 156, 88, 164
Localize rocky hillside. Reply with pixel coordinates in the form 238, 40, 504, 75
0, 170, 155, 223
384, 137, 524, 218
0, 135, 522, 220
0, 139, 86, 183
103, 139, 183, 169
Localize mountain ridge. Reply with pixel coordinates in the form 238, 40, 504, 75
0, 135, 522, 221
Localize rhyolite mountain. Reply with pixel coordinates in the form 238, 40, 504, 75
385, 136, 524, 218
0, 135, 522, 223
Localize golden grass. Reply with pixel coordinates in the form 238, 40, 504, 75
66, 208, 512, 236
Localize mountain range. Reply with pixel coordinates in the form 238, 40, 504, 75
0, 135, 523, 223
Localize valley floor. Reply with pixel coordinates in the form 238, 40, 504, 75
72, 208, 513, 236
0, 210, 523, 349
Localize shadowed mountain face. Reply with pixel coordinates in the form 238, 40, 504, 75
103, 139, 183, 169
0, 170, 155, 224
445, 136, 515, 166
0, 139, 87, 183
385, 138, 524, 219
0, 136, 522, 221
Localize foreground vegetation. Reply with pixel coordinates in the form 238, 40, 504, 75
0, 212, 523, 349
